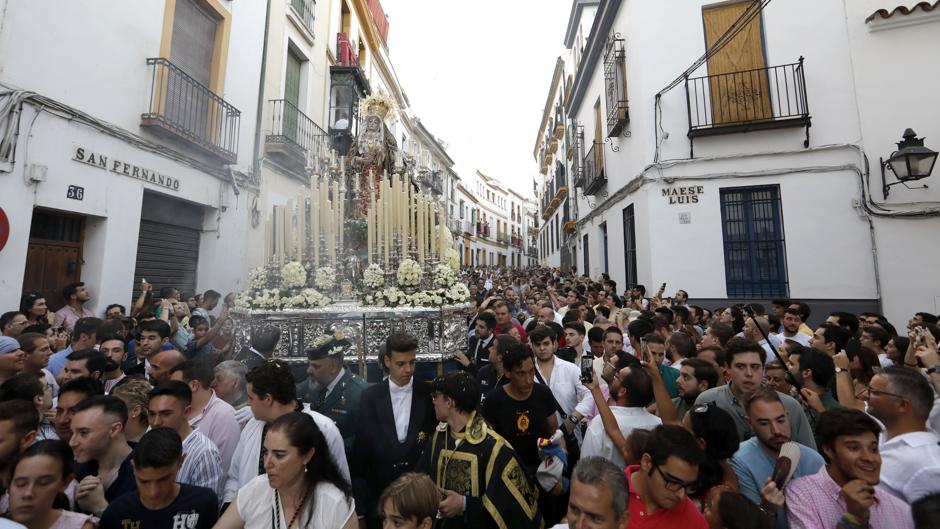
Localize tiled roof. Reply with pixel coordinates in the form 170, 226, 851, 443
865, 1, 939, 23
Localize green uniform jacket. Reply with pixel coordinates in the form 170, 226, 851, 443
296, 368, 367, 454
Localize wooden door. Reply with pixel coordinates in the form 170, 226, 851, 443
22, 211, 85, 312
702, 1, 771, 125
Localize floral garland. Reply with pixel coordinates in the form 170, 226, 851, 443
360, 283, 471, 308
314, 266, 336, 291
280, 261, 307, 289
397, 259, 422, 288
362, 263, 385, 290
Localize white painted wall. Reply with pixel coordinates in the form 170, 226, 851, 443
845, 1, 940, 323
0, 0, 263, 311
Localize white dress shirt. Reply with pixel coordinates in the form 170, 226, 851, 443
222, 404, 349, 503
537, 358, 596, 434
581, 406, 662, 468
179, 429, 225, 499
389, 377, 414, 443
879, 430, 940, 503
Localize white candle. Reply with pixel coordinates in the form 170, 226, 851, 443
312, 182, 320, 266
430, 204, 436, 257
338, 187, 345, 254
263, 216, 272, 261
297, 195, 306, 261
384, 180, 391, 264
285, 199, 295, 260
327, 199, 334, 265
418, 195, 425, 263
275, 206, 285, 262
367, 196, 374, 265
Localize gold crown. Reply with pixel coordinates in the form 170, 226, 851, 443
361, 92, 396, 122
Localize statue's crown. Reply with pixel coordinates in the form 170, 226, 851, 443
361, 93, 396, 122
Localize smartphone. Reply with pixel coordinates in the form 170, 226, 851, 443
640, 337, 651, 363
580, 352, 594, 384
845, 337, 861, 361
660, 282, 667, 291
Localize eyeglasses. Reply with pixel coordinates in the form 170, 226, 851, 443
652, 466, 696, 493
856, 385, 907, 401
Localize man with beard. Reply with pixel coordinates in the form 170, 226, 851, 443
581, 362, 660, 468
730, 388, 823, 529
776, 308, 811, 347
54, 377, 104, 442
98, 337, 126, 393
52, 282, 94, 334
786, 408, 914, 529
670, 358, 718, 421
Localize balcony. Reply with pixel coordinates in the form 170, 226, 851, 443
337, 32, 359, 67
685, 58, 811, 155
265, 99, 328, 174
553, 105, 565, 140
289, 0, 315, 31
605, 36, 629, 137
582, 142, 606, 196
141, 58, 241, 163
367, 0, 390, 47
463, 220, 474, 234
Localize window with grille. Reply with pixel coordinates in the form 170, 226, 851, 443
720, 186, 789, 297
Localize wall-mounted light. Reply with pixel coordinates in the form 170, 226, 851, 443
881, 128, 938, 199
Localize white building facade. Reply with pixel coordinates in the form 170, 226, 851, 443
0, 0, 265, 313
547, 0, 940, 324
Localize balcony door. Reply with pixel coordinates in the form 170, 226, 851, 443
284, 49, 303, 146
702, 1, 772, 125
168, 0, 219, 139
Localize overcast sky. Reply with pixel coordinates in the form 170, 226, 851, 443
381, 0, 573, 198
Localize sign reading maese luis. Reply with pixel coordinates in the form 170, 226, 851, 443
662, 185, 703, 204
72, 146, 181, 191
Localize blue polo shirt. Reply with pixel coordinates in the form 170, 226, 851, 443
730, 437, 823, 529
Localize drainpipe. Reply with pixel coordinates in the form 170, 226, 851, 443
251, 0, 273, 184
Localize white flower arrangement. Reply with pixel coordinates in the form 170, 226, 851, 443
443, 248, 460, 273
314, 266, 336, 291
281, 261, 308, 289
397, 259, 423, 288
363, 263, 385, 290
381, 287, 406, 306
247, 267, 269, 290
432, 264, 456, 289
446, 283, 471, 303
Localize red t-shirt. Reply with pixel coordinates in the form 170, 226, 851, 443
624, 465, 708, 529
495, 321, 527, 343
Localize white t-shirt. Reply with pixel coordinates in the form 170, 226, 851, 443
236, 474, 355, 529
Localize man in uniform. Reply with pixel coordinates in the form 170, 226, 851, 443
295, 329, 366, 454
417, 370, 541, 529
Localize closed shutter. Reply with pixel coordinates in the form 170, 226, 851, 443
702, 1, 771, 124
284, 49, 303, 143
171, 0, 217, 86
134, 221, 201, 301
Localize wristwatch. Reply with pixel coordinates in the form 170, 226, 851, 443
834, 367, 846, 374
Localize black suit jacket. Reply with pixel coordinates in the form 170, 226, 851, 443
466, 334, 494, 373
352, 379, 437, 527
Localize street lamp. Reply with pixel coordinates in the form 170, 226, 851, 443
881, 128, 938, 199
328, 66, 369, 156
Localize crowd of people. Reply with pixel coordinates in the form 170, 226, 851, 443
0, 268, 937, 529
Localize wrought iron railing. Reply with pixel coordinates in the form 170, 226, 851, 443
583, 142, 606, 195
268, 99, 328, 158
685, 58, 810, 138
604, 35, 629, 137
290, 0, 315, 31
142, 58, 241, 163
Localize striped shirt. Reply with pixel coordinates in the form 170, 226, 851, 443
179, 429, 225, 499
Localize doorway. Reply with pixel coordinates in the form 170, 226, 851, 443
22, 210, 86, 312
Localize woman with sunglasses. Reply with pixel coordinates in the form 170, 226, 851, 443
20, 293, 52, 326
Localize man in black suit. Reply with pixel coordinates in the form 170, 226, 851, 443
454, 311, 496, 375
351, 332, 437, 529
233, 324, 280, 371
